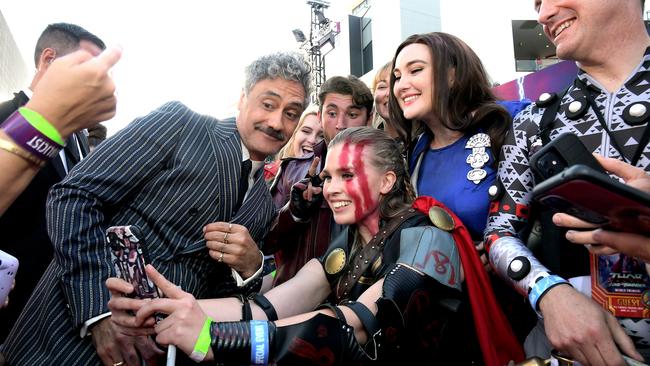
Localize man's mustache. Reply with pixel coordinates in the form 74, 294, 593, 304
256, 125, 285, 141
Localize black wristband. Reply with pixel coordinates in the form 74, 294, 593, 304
240, 295, 252, 321
210, 320, 277, 365
252, 294, 278, 321
210, 321, 252, 364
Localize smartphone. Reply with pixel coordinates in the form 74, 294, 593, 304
107, 226, 175, 363
533, 164, 650, 235
107, 225, 160, 300
530, 132, 606, 182
0, 250, 19, 306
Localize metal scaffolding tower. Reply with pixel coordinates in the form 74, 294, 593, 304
293, 0, 339, 101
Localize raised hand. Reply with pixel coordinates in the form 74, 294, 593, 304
204, 222, 262, 279
289, 157, 323, 220
26, 46, 122, 139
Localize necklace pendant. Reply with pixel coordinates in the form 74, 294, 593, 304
465, 133, 491, 184
467, 168, 487, 184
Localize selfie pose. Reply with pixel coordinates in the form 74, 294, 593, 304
108, 127, 523, 365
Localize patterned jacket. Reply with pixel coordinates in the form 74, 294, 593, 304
485, 48, 650, 300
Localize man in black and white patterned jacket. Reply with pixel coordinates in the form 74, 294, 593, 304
484, 0, 650, 364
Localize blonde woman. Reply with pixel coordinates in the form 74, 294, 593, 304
264, 105, 323, 184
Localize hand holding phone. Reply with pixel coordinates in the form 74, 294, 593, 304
0, 250, 19, 306
107, 225, 160, 300
533, 165, 650, 235
107, 226, 176, 364
531, 133, 650, 234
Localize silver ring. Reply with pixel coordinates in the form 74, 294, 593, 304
218, 251, 224, 262
224, 232, 229, 244
113, 362, 124, 366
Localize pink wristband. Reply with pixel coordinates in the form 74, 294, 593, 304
1, 110, 63, 162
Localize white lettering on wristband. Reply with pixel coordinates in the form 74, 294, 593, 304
254, 325, 265, 363
250, 321, 269, 365
26, 135, 59, 159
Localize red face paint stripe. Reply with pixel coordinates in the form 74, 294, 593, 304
340, 142, 364, 221
352, 142, 373, 218
339, 142, 350, 167
338, 141, 380, 234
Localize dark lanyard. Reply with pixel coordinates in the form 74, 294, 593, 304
575, 79, 649, 166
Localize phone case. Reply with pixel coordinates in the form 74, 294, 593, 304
530, 132, 606, 182
0, 250, 19, 305
533, 165, 650, 235
107, 225, 160, 299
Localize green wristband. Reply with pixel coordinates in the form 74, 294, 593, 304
190, 316, 213, 362
18, 107, 65, 146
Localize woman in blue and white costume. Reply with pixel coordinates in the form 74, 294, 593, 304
389, 32, 510, 241
390, 33, 537, 343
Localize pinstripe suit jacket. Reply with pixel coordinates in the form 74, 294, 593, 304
3, 102, 276, 365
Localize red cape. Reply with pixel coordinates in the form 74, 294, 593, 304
413, 196, 524, 366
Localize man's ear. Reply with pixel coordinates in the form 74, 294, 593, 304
37, 48, 57, 71
380, 171, 397, 195
237, 89, 246, 111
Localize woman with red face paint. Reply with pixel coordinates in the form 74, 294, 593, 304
106, 127, 522, 365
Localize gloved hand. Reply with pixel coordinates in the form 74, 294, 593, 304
289, 177, 323, 221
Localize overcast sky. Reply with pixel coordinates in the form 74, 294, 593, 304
2, 0, 333, 135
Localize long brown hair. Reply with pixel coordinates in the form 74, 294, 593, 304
388, 32, 510, 159
328, 127, 415, 220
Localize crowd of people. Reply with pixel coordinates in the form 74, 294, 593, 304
0, 0, 649, 365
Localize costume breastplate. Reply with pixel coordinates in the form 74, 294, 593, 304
319, 210, 425, 304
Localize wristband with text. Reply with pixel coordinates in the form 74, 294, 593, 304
1, 110, 63, 162
249, 320, 269, 366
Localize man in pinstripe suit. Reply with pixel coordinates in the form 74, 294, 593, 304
2, 52, 311, 366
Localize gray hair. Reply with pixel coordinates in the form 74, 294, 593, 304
244, 52, 312, 108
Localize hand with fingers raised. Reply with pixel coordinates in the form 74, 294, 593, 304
289, 157, 323, 221
26, 46, 122, 140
